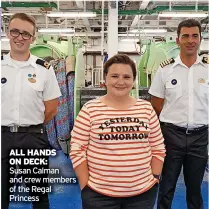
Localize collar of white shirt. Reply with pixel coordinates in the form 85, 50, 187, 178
173, 55, 206, 68
3, 52, 38, 69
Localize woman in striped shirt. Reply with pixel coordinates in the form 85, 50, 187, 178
70, 54, 166, 209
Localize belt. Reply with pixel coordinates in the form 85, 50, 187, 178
1, 124, 44, 133
162, 122, 208, 134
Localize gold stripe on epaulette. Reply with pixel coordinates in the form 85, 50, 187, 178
36, 59, 51, 69
160, 58, 175, 68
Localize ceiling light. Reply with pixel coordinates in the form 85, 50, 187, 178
118, 34, 149, 37
130, 29, 139, 33
1, 32, 7, 37
47, 12, 97, 18
1, 13, 14, 16
159, 12, 208, 18
2, 13, 43, 16
1, 38, 9, 42
119, 34, 139, 37
120, 38, 139, 42
38, 28, 75, 33
130, 29, 167, 33
141, 29, 167, 33
57, 33, 74, 37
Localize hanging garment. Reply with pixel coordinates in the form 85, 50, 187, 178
45, 59, 70, 153
53, 59, 71, 154
67, 71, 75, 132
45, 119, 61, 150
66, 55, 75, 74
43, 56, 55, 63
45, 60, 60, 150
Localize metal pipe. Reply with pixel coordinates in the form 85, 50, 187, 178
169, 1, 172, 11
45, 15, 48, 28
57, 0, 60, 11
195, 0, 198, 12
101, 0, 104, 83
84, 0, 86, 12
65, 17, 67, 28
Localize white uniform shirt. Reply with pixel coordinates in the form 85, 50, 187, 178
149, 55, 209, 128
1, 53, 62, 126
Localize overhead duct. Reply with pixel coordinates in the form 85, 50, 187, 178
1, 2, 57, 9
1, 3, 207, 15
93, 6, 208, 15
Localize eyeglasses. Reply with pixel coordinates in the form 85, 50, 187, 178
9, 29, 33, 40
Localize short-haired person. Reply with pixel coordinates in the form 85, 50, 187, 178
1, 13, 61, 209
149, 19, 209, 209
70, 54, 166, 209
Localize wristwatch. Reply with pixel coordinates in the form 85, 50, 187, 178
153, 174, 161, 181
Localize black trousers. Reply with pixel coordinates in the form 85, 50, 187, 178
81, 184, 158, 209
157, 123, 208, 209
1, 128, 50, 209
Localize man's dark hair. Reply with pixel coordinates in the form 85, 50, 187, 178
9, 13, 36, 35
177, 19, 201, 37
104, 54, 136, 80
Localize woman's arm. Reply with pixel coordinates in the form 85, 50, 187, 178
148, 107, 166, 176
74, 161, 89, 190
70, 105, 91, 189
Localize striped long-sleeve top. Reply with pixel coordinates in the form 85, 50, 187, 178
70, 98, 166, 197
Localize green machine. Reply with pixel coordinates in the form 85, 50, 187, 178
138, 39, 180, 87
30, 34, 74, 58
30, 34, 85, 153
30, 34, 85, 118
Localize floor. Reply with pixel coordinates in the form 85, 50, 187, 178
9, 151, 208, 209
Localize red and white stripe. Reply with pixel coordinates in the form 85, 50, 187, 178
70, 99, 166, 197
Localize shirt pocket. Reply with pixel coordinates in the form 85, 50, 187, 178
199, 82, 209, 98
1, 78, 8, 101
27, 79, 44, 92
27, 79, 44, 100
2, 82, 7, 88
165, 80, 182, 100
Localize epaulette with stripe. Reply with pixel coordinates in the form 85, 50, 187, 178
202, 56, 209, 64
160, 58, 175, 68
36, 58, 51, 69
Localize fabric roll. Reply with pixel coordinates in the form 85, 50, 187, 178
45, 119, 61, 150
54, 59, 71, 144
67, 71, 75, 132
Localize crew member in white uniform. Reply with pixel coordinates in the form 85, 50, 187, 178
1, 13, 61, 209
149, 19, 208, 209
